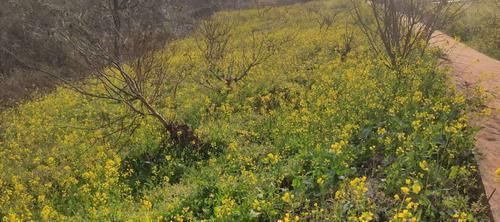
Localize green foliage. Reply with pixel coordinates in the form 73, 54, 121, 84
446, 0, 500, 59
0, 1, 489, 221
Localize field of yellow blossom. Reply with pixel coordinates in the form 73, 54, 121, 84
0, 0, 490, 221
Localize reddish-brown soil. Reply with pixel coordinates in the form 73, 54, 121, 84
431, 31, 500, 221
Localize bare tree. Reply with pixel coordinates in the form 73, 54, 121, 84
336, 24, 355, 62
351, 0, 465, 70
311, 9, 341, 31
4, 0, 200, 147
195, 17, 289, 92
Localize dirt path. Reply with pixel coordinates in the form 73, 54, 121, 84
431, 31, 500, 220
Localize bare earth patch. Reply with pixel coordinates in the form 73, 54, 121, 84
432, 30, 500, 220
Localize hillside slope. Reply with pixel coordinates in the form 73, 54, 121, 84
0, 1, 490, 221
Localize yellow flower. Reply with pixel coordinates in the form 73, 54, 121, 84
419, 160, 429, 171
406, 201, 419, 210
316, 176, 325, 186
453, 211, 468, 222
454, 95, 465, 104
377, 127, 386, 135
330, 140, 347, 154
266, 153, 280, 164
397, 209, 410, 218
142, 199, 153, 210
4, 213, 21, 222
104, 159, 115, 170
281, 213, 291, 222
335, 190, 345, 200
413, 91, 423, 102
38, 195, 46, 203
163, 176, 170, 183
412, 184, 422, 194
412, 120, 421, 129
394, 194, 400, 200
401, 186, 410, 195
359, 211, 374, 222
282, 192, 293, 203
41, 205, 55, 221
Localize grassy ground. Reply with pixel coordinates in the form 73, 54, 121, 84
0, 1, 490, 221
446, 0, 500, 59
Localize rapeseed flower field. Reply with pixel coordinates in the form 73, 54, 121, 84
0, 1, 490, 221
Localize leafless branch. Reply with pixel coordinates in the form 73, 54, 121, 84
351, 0, 465, 70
